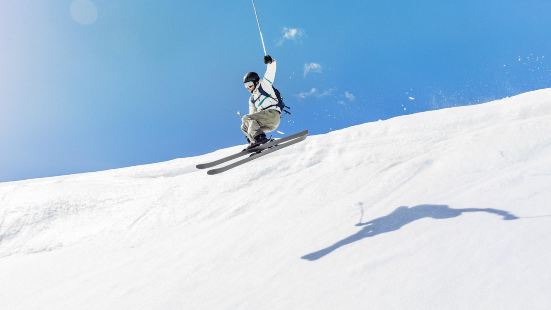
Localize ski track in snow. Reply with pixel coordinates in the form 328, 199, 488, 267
1, 89, 551, 309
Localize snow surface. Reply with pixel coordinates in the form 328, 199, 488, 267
2, 89, 551, 310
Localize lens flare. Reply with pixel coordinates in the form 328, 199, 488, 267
70, 0, 98, 25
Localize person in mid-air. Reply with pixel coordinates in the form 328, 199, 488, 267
241, 55, 282, 150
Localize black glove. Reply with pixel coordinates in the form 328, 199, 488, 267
264, 55, 273, 64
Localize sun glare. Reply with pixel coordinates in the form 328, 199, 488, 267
70, 0, 98, 25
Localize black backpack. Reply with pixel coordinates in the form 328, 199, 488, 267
258, 84, 291, 115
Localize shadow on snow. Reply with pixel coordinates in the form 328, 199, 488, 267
301, 204, 518, 261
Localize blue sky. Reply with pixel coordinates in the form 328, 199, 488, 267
1, 0, 551, 182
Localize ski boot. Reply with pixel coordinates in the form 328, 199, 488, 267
245, 133, 271, 151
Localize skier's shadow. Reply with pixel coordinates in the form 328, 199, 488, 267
301, 204, 519, 261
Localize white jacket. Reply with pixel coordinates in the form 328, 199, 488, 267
249, 60, 280, 114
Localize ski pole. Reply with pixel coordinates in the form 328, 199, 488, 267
251, 0, 267, 56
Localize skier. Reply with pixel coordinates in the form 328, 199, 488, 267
241, 54, 281, 149
195, 1, 308, 175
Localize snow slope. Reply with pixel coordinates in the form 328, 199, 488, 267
1, 89, 551, 310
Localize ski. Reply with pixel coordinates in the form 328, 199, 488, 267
196, 130, 308, 169
206, 135, 307, 175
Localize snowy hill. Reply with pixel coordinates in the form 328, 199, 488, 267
1, 89, 551, 310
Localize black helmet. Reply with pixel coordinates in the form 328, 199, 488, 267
243, 72, 260, 84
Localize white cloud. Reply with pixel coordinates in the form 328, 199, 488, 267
297, 88, 318, 99
283, 27, 304, 40
304, 63, 323, 77
284, 28, 302, 40
296, 88, 334, 99
344, 91, 356, 102
278, 27, 305, 45
319, 88, 335, 97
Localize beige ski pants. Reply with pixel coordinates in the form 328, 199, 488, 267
241, 109, 281, 142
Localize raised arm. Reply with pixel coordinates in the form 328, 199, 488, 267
262, 55, 276, 85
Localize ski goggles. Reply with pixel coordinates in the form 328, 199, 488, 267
244, 81, 255, 89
